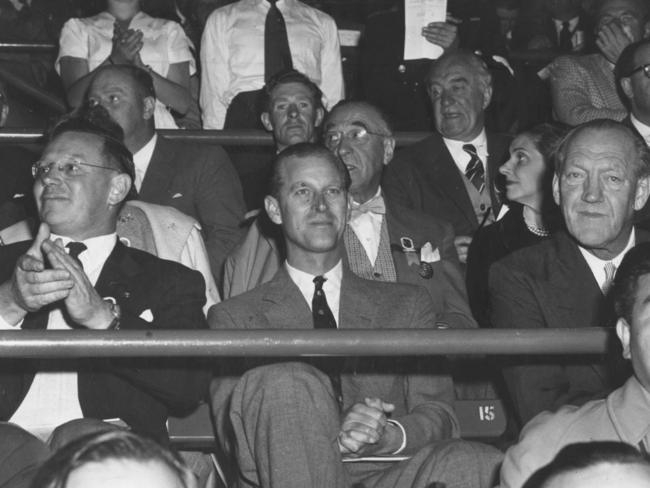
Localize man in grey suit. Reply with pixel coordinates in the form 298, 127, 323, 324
208, 143, 502, 488
87, 65, 246, 288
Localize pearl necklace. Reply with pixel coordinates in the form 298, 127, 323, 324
525, 221, 550, 237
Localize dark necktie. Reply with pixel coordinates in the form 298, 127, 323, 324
559, 21, 573, 52
265, 0, 293, 82
66, 242, 87, 268
312, 276, 342, 408
462, 144, 485, 193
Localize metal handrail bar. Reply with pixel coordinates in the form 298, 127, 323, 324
0, 328, 611, 359
0, 43, 56, 53
0, 67, 67, 113
0, 129, 431, 147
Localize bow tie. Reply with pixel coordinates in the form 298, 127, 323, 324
350, 196, 386, 220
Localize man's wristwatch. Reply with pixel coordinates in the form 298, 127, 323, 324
103, 297, 121, 330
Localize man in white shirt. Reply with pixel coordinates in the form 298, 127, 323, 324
87, 64, 246, 288
199, 0, 344, 130
209, 143, 502, 488
0, 105, 209, 487
489, 119, 650, 426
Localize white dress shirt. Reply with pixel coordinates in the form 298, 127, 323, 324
578, 229, 635, 291
443, 129, 489, 176
56, 11, 196, 129
553, 16, 581, 50
631, 114, 650, 147
132, 133, 157, 192
199, 0, 344, 129
348, 188, 384, 265
285, 260, 342, 325
4, 233, 117, 440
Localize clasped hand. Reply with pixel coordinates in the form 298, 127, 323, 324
338, 397, 400, 457
7, 223, 112, 329
111, 21, 144, 65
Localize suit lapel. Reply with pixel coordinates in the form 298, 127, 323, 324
138, 136, 176, 202
486, 132, 506, 216
338, 269, 375, 330
425, 136, 477, 227
95, 241, 142, 304
261, 267, 313, 329
385, 203, 415, 283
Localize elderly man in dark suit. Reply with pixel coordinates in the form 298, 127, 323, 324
383, 49, 511, 264
87, 64, 246, 289
209, 143, 502, 488
489, 119, 650, 426
0, 107, 210, 487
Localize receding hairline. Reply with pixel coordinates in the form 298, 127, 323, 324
427, 51, 491, 85
325, 101, 393, 136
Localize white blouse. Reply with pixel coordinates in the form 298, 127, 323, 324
57, 11, 196, 129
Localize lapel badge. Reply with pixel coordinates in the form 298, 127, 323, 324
400, 237, 419, 266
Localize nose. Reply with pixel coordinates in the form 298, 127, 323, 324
312, 191, 328, 212
499, 157, 515, 176
582, 175, 603, 203
287, 103, 299, 118
440, 91, 455, 108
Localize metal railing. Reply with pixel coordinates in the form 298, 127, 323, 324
0, 328, 612, 358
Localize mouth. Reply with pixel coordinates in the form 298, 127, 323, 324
577, 210, 606, 219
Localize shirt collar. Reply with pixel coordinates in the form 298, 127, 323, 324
352, 187, 382, 206
631, 114, 650, 143
443, 129, 489, 173
578, 228, 635, 287
50, 232, 117, 274
608, 376, 650, 445
132, 133, 157, 191
443, 129, 488, 152
553, 16, 580, 32
285, 259, 343, 311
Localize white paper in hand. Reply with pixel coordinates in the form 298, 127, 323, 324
404, 0, 447, 61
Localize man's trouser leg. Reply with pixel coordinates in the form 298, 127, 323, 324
229, 362, 349, 488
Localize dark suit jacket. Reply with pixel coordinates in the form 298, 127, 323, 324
383, 198, 476, 329
209, 266, 459, 456
0, 240, 211, 442
382, 132, 511, 237
488, 230, 646, 425
139, 135, 246, 287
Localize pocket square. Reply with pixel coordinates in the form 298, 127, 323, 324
12, 193, 25, 199
420, 242, 440, 263
172, 193, 183, 199
139, 309, 154, 322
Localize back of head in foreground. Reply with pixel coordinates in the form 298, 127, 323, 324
31, 429, 194, 488
522, 441, 650, 488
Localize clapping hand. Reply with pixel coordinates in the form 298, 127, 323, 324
111, 21, 144, 65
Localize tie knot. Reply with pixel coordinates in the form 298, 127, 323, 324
66, 242, 87, 260
462, 144, 478, 157
313, 275, 326, 290
562, 21, 570, 29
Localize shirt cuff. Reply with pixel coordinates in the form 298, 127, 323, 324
387, 419, 407, 455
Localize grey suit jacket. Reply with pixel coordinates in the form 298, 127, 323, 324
382, 132, 510, 237
139, 135, 246, 287
550, 53, 627, 126
209, 266, 459, 456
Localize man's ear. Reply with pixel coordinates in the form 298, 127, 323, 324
482, 82, 493, 110
552, 173, 561, 206
108, 173, 132, 206
143, 96, 156, 121
261, 112, 273, 132
634, 176, 650, 211
314, 107, 325, 128
264, 195, 283, 225
616, 317, 632, 360
620, 77, 633, 100
382, 137, 396, 166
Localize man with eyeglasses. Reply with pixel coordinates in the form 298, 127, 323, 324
323, 100, 476, 330
617, 39, 650, 146
0, 106, 210, 488
209, 142, 502, 488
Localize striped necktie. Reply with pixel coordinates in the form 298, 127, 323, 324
603, 262, 616, 294
463, 144, 485, 193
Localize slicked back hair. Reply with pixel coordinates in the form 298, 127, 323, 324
426, 49, 493, 93
267, 142, 351, 199
261, 69, 324, 115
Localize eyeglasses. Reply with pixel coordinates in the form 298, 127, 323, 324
323, 127, 387, 147
32, 157, 120, 179
628, 64, 650, 79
